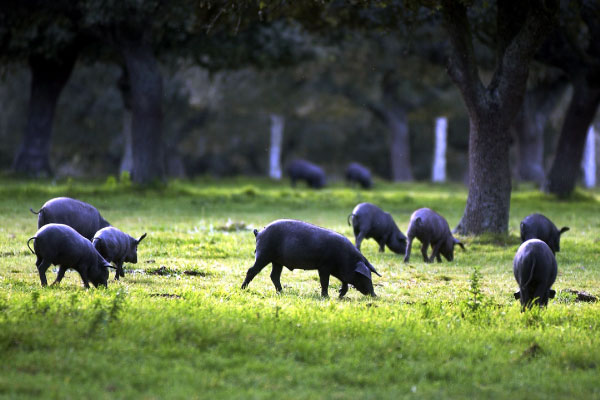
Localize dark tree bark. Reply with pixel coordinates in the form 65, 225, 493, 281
115, 27, 164, 184
117, 66, 134, 175
12, 50, 78, 176
539, 1, 600, 196
441, 0, 556, 235
513, 78, 566, 184
544, 81, 600, 196
367, 70, 414, 181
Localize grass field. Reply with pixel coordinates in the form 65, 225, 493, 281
0, 177, 599, 399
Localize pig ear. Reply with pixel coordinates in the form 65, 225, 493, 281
354, 262, 372, 280
137, 233, 147, 243
514, 291, 521, 300
454, 238, 466, 251
549, 289, 556, 299
559, 227, 570, 235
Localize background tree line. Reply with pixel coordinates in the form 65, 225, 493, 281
1, 0, 599, 235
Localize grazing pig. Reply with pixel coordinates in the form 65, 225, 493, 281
241, 219, 381, 297
347, 203, 406, 254
345, 162, 372, 189
520, 213, 569, 254
404, 208, 465, 263
30, 197, 110, 240
286, 159, 326, 189
27, 223, 111, 288
513, 239, 557, 309
93, 227, 147, 280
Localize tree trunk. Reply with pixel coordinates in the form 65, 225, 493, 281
544, 82, 600, 197
389, 109, 413, 182
441, 0, 556, 234
12, 51, 78, 176
117, 30, 164, 184
117, 66, 134, 175
119, 110, 133, 174
269, 114, 284, 180
458, 118, 512, 234
513, 97, 546, 184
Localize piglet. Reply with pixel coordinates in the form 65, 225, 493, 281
345, 162, 372, 189
513, 239, 557, 309
404, 208, 464, 263
520, 213, 569, 255
30, 197, 110, 240
241, 219, 381, 297
93, 227, 147, 280
27, 223, 111, 288
286, 159, 326, 189
348, 203, 406, 254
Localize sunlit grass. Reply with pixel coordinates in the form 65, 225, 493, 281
0, 177, 599, 398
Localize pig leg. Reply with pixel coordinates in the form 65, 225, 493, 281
420, 241, 431, 262
241, 256, 270, 289
270, 263, 283, 292
115, 261, 124, 280
79, 270, 91, 289
339, 283, 348, 298
318, 269, 330, 297
377, 239, 386, 253
403, 236, 414, 262
355, 231, 366, 251
429, 242, 443, 263
37, 259, 51, 287
51, 266, 67, 285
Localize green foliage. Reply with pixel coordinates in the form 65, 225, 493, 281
1, 178, 600, 398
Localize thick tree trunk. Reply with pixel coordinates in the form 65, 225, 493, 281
117, 31, 164, 184
12, 52, 78, 176
389, 110, 413, 181
544, 82, 600, 197
457, 118, 512, 234
513, 97, 546, 184
441, 0, 555, 235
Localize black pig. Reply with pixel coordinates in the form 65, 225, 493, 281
30, 197, 110, 240
513, 239, 557, 309
286, 159, 326, 189
93, 227, 147, 280
27, 223, 111, 288
345, 162, 372, 189
348, 203, 406, 254
404, 208, 465, 263
520, 213, 569, 254
241, 219, 381, 297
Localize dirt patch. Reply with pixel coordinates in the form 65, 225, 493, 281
149, 293, 182, 299
561, 289, 598, 302
521, 343, 542, 359
183, 270, 208, 277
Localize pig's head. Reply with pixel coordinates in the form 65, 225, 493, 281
552, 227, 570, 252
440, 236, 465, 261
351, 261, 381, 296
90, 254, 111, 288
387, 231, 407, 254
124, 233, 147, 263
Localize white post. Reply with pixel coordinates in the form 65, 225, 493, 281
269, 114, 284, 180
432, 116, 447, 182
581, 124, 596, 188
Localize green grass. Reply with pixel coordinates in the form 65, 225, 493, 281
1, 177, 599, 399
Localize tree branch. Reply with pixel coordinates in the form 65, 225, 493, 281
440, 0, 485, 113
